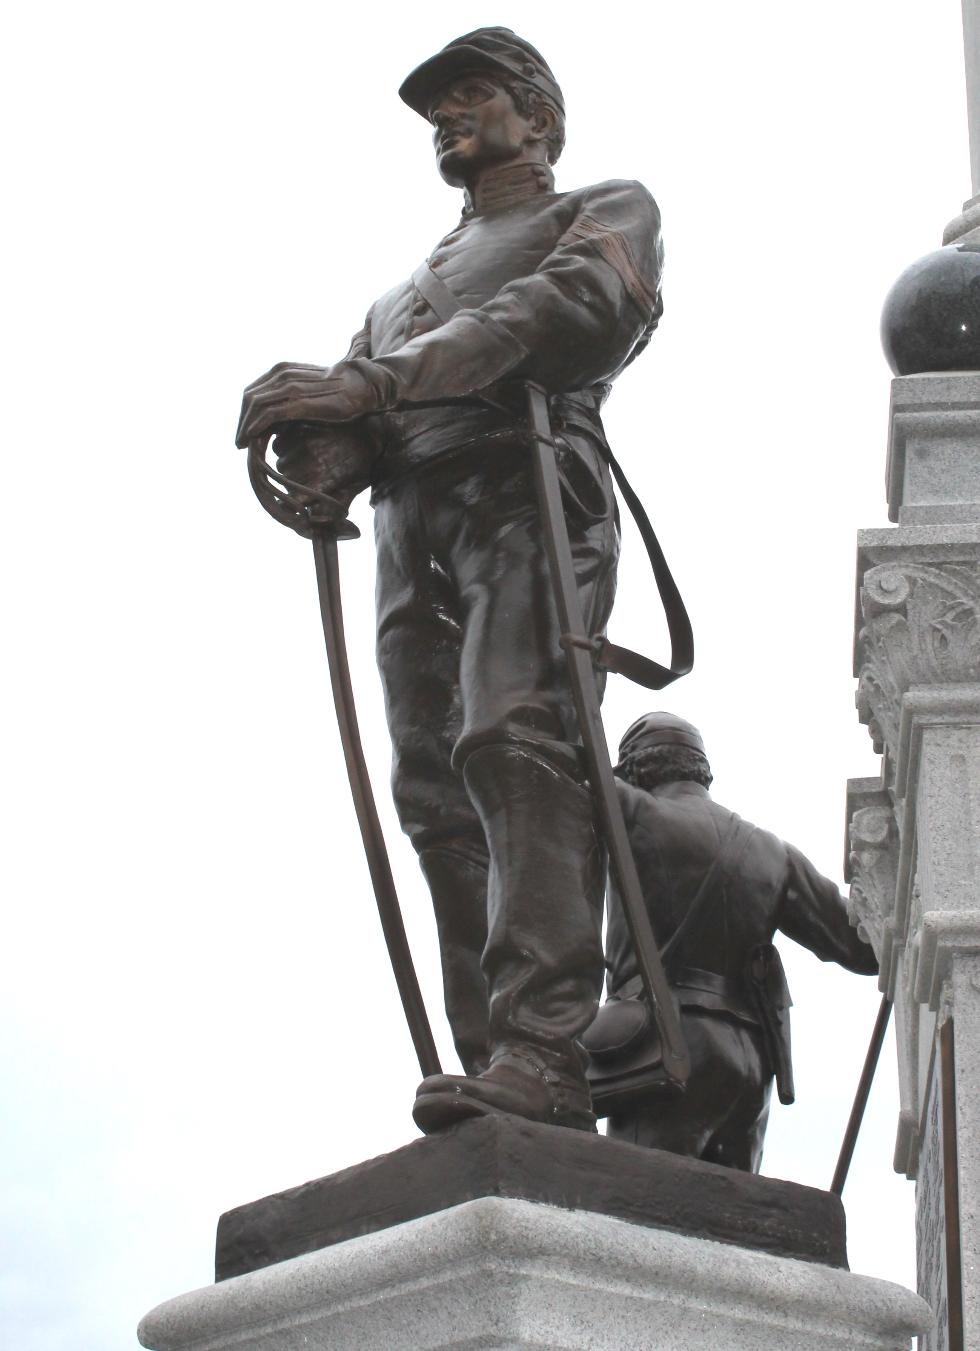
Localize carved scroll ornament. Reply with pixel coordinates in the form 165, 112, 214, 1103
855, 563, 980, 763
848, 804, 900, 957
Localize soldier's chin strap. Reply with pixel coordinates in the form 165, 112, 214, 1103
412, 260, 693, 693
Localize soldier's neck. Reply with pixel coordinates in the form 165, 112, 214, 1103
649, 782, 711, 801
463, 159, 555, 216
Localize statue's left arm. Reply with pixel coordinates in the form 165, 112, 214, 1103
777, 845, 879, 975
236, 180, 663, 446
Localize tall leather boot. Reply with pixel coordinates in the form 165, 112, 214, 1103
413, 744, 605, 1133
418, 846, 491, 1076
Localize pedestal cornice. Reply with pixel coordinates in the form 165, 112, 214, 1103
138, 1197, 932, 1351
885, 374, 980, 525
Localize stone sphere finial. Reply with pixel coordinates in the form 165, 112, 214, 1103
880, 242, 980, 375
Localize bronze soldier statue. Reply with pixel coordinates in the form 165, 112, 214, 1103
235, 29, 666, 1134
583, 713, 879, 1172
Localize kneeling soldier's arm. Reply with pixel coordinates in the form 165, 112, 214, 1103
777, 845, 879, 975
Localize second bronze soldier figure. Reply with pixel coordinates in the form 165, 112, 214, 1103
585, 713, 879, 1171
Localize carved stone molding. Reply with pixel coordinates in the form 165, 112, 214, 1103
845, 778, 902, 999
847, 804, 899, 965
913, 910, 980, 1010
855, 560, 980, 765
894, 1105, 919, 1180
885, 373, 980, 524
892, 967, 922, 1179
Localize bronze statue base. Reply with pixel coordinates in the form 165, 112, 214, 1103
215, 1114, 847, 1282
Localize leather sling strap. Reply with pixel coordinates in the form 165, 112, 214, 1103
411, 260, 693, 691
412, 262, 465, 325
594, 446, 692, 690
659, 814, 750, 968
615, 813, 749, 1000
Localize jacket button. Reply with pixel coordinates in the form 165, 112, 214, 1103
413, 298, 429, 316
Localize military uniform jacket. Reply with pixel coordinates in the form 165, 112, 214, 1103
344, 171, 664, 493
605, 781, 878, 1021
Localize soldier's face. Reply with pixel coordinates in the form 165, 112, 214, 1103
429, 75, 537, 187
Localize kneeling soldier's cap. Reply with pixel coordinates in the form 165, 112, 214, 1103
616, 712, 707, 773
399, 27, 564, 119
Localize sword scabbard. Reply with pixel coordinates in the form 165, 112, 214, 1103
524, 382, 691, 1085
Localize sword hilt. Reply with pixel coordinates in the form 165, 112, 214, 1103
247, 434, 360, 541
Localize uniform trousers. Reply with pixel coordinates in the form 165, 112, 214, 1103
373, 436, 618, 1073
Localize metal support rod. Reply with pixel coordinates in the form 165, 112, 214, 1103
940, 1017, 965, 1351
312, 532, 442, 1079
830, 994, 892, 1195
525, 383, 690, 1085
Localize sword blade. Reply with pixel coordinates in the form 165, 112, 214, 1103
525, 383, 691, 1085
311, 532, 442, 1079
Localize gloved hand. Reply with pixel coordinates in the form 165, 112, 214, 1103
235, 360, 389, 448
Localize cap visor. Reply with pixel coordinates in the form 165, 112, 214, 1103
399, 46, 516, 117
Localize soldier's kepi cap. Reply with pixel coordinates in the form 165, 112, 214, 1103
399, 27, 564, 119
614, 712, 707, 777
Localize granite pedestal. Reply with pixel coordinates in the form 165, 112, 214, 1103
848, 369, 980, 1349
139, 1194, 931, 1350
138, 1119, 930, 1350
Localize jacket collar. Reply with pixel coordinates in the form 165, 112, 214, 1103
463, 161, 555, 216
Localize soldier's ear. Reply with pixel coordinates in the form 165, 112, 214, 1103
528, 103, 557, 144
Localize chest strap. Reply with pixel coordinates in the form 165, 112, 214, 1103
412, 262, 464, 324
615, 813, 748, 1005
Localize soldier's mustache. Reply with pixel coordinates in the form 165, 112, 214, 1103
436, 119, 470, 146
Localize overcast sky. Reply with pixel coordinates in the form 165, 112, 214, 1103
1, 2, 972, 1347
